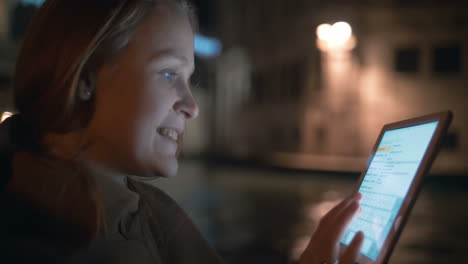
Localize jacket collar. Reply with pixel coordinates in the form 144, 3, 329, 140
83, 162, 140, 235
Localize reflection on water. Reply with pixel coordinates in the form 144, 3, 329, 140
152, 159, 468, 264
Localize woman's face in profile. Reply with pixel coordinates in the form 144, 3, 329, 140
85, 5, 198, 177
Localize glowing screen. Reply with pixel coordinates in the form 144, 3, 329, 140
341, 121, 438, 260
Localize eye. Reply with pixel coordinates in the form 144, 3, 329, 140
162, 71, 178, 81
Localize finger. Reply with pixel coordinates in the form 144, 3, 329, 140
330, 193, 362, 221
315, 193, 361, 246
340, 231, 364, 264
322, 193, 361, 223
327, 201, 361, 242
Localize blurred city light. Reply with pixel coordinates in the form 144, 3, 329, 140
194, 33, 222, 58
316, 23, 332, 42
330, 22, 352, 45
1, 111, 13, 123
316, 21, 356, 52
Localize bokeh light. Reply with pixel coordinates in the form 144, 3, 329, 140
1, 111, 13, 123
316, 21, 355, 52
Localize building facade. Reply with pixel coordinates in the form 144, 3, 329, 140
212, 0, 468, 174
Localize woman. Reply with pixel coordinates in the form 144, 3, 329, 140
0, 0, 363, 263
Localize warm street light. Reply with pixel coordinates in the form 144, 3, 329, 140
330, 22, 352, 44
1, 111, 13, 123
316, 22, 356, 52
316, 23, 333, 42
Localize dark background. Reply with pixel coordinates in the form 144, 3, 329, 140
1, 0, 468, 263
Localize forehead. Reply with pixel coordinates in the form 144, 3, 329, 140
132, 4, 195, 60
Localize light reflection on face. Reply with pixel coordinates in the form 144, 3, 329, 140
84, 5, 198, 177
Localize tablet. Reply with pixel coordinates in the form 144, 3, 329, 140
340, 111, 453, 264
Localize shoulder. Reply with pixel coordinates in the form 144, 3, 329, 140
126, 178, 225, 264
127, 178, 179, 209
126, 178, 188, 224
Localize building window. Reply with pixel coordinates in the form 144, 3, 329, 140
283, 61, 304, 100
251, 61, 305, 103
394, 47, 420, 73
0, 74, 10, 89
270, 125, 300, 152
441, 131, 459, 151
251, 71, 266, 103
432, 44, 462, 74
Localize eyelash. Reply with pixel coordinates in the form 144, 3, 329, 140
160, 70, 193, 87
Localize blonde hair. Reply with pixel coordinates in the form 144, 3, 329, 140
11, 0, 196, 245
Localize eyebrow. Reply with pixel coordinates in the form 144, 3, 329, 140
148, 50, 190, 64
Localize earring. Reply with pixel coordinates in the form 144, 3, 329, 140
78, 79, 93, 101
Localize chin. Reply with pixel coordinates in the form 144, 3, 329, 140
152, 158, 179, 178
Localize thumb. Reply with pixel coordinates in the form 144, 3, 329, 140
340, 231, 364, 264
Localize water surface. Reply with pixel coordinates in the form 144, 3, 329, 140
153, 159, 468, 264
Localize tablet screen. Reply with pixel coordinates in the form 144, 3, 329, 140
341, 121, 439, 260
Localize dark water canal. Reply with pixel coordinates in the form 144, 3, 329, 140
153, 160, 468, 264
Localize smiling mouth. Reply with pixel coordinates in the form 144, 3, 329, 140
158, 127, 179, 141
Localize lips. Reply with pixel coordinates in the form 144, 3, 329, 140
157, 127, 180, 142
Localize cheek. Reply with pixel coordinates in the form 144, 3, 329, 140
131, 120, 178, 177
129, 94, 174, 158
92, 68, 176, 174
102, 75, 167, 126
134, 79, 176, 127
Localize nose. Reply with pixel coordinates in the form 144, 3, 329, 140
174, 89, 199, 119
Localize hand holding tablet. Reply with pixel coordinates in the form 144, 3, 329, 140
300, 193, 365, 264
341, 111, 452, 264
300, 111, 452, 264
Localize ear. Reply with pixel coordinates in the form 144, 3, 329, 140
77, 72, 96, 101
